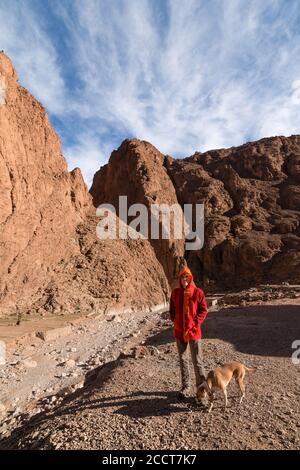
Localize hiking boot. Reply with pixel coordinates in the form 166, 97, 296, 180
177, 387, 190, 401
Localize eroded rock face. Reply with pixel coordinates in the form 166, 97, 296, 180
90, 139, 185, 286
0, 52, 91, 314
0, 53, 169, 316
167, 136, 300, 288
30, 214, 170, 317
92, 136, 300, 290
1, 50, 299, 316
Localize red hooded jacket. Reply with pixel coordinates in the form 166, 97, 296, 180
169, 273, 208, 342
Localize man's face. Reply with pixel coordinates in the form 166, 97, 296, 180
180, 274, 190, 288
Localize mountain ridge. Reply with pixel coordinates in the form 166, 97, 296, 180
1, 51, 299, 318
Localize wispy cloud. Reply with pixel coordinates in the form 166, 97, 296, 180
0, 0, 66, 115
1, 0, 300, 186
63, 132, 112, 187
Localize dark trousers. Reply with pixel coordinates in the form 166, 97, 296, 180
176, 338, 206, 390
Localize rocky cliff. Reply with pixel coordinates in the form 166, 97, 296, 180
1, 52, 299, 319
90, 139, 185, 287
0, 53, 169, 317
92, 137, 300, 290
172, 136, 300, 288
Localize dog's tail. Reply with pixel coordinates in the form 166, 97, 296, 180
244, 365, 257, 373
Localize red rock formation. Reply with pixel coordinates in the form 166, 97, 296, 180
1, 51, 299, 318
90, 139, 185, 286
166, 136, 300, 288
0, 52, 89, 314
92, 136, 300, 290
0, 53, 169, 317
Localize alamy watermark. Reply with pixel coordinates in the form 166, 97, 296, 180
291, 340, 300, 365
96, 196, 204, 251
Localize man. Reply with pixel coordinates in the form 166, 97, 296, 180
169, 262, 208, 400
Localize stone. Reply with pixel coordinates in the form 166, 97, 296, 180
22, 359, 38, 368
36, 326, 72, 342
132, 346, 151, 359
64, 359, 76, 368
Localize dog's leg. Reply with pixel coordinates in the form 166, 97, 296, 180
237, 378, 245, 403
223, 388, 228, 411
236, 374, 246, 404
208, 392, 214, 413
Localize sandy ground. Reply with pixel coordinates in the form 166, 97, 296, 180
0, 305, 167, 434
0, 299, 299, 450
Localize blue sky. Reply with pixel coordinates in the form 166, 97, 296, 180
1, 0, 300, 187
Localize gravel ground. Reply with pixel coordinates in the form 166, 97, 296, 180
0, 305, 166, 434
0, 302, 300, 450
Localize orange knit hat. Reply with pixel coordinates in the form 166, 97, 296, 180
178, 266, 192, 279
178, 258, 192, 280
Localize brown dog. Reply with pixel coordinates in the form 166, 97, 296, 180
196, 362, 256, 412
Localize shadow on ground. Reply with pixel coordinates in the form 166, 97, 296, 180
204, 304, 300, 357
0, 356, 193, 449
1, 302, 298, 448
146, 304, 299, 357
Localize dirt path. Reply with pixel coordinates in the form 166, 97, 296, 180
1, 302, 300, 450
0, 304, 167, 430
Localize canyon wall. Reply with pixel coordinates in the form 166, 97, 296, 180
1, 51, 299, 318
0, 53, 169, 317
92, 137, 300, 290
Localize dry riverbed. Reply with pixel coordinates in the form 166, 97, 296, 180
0, 297, 299, 450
